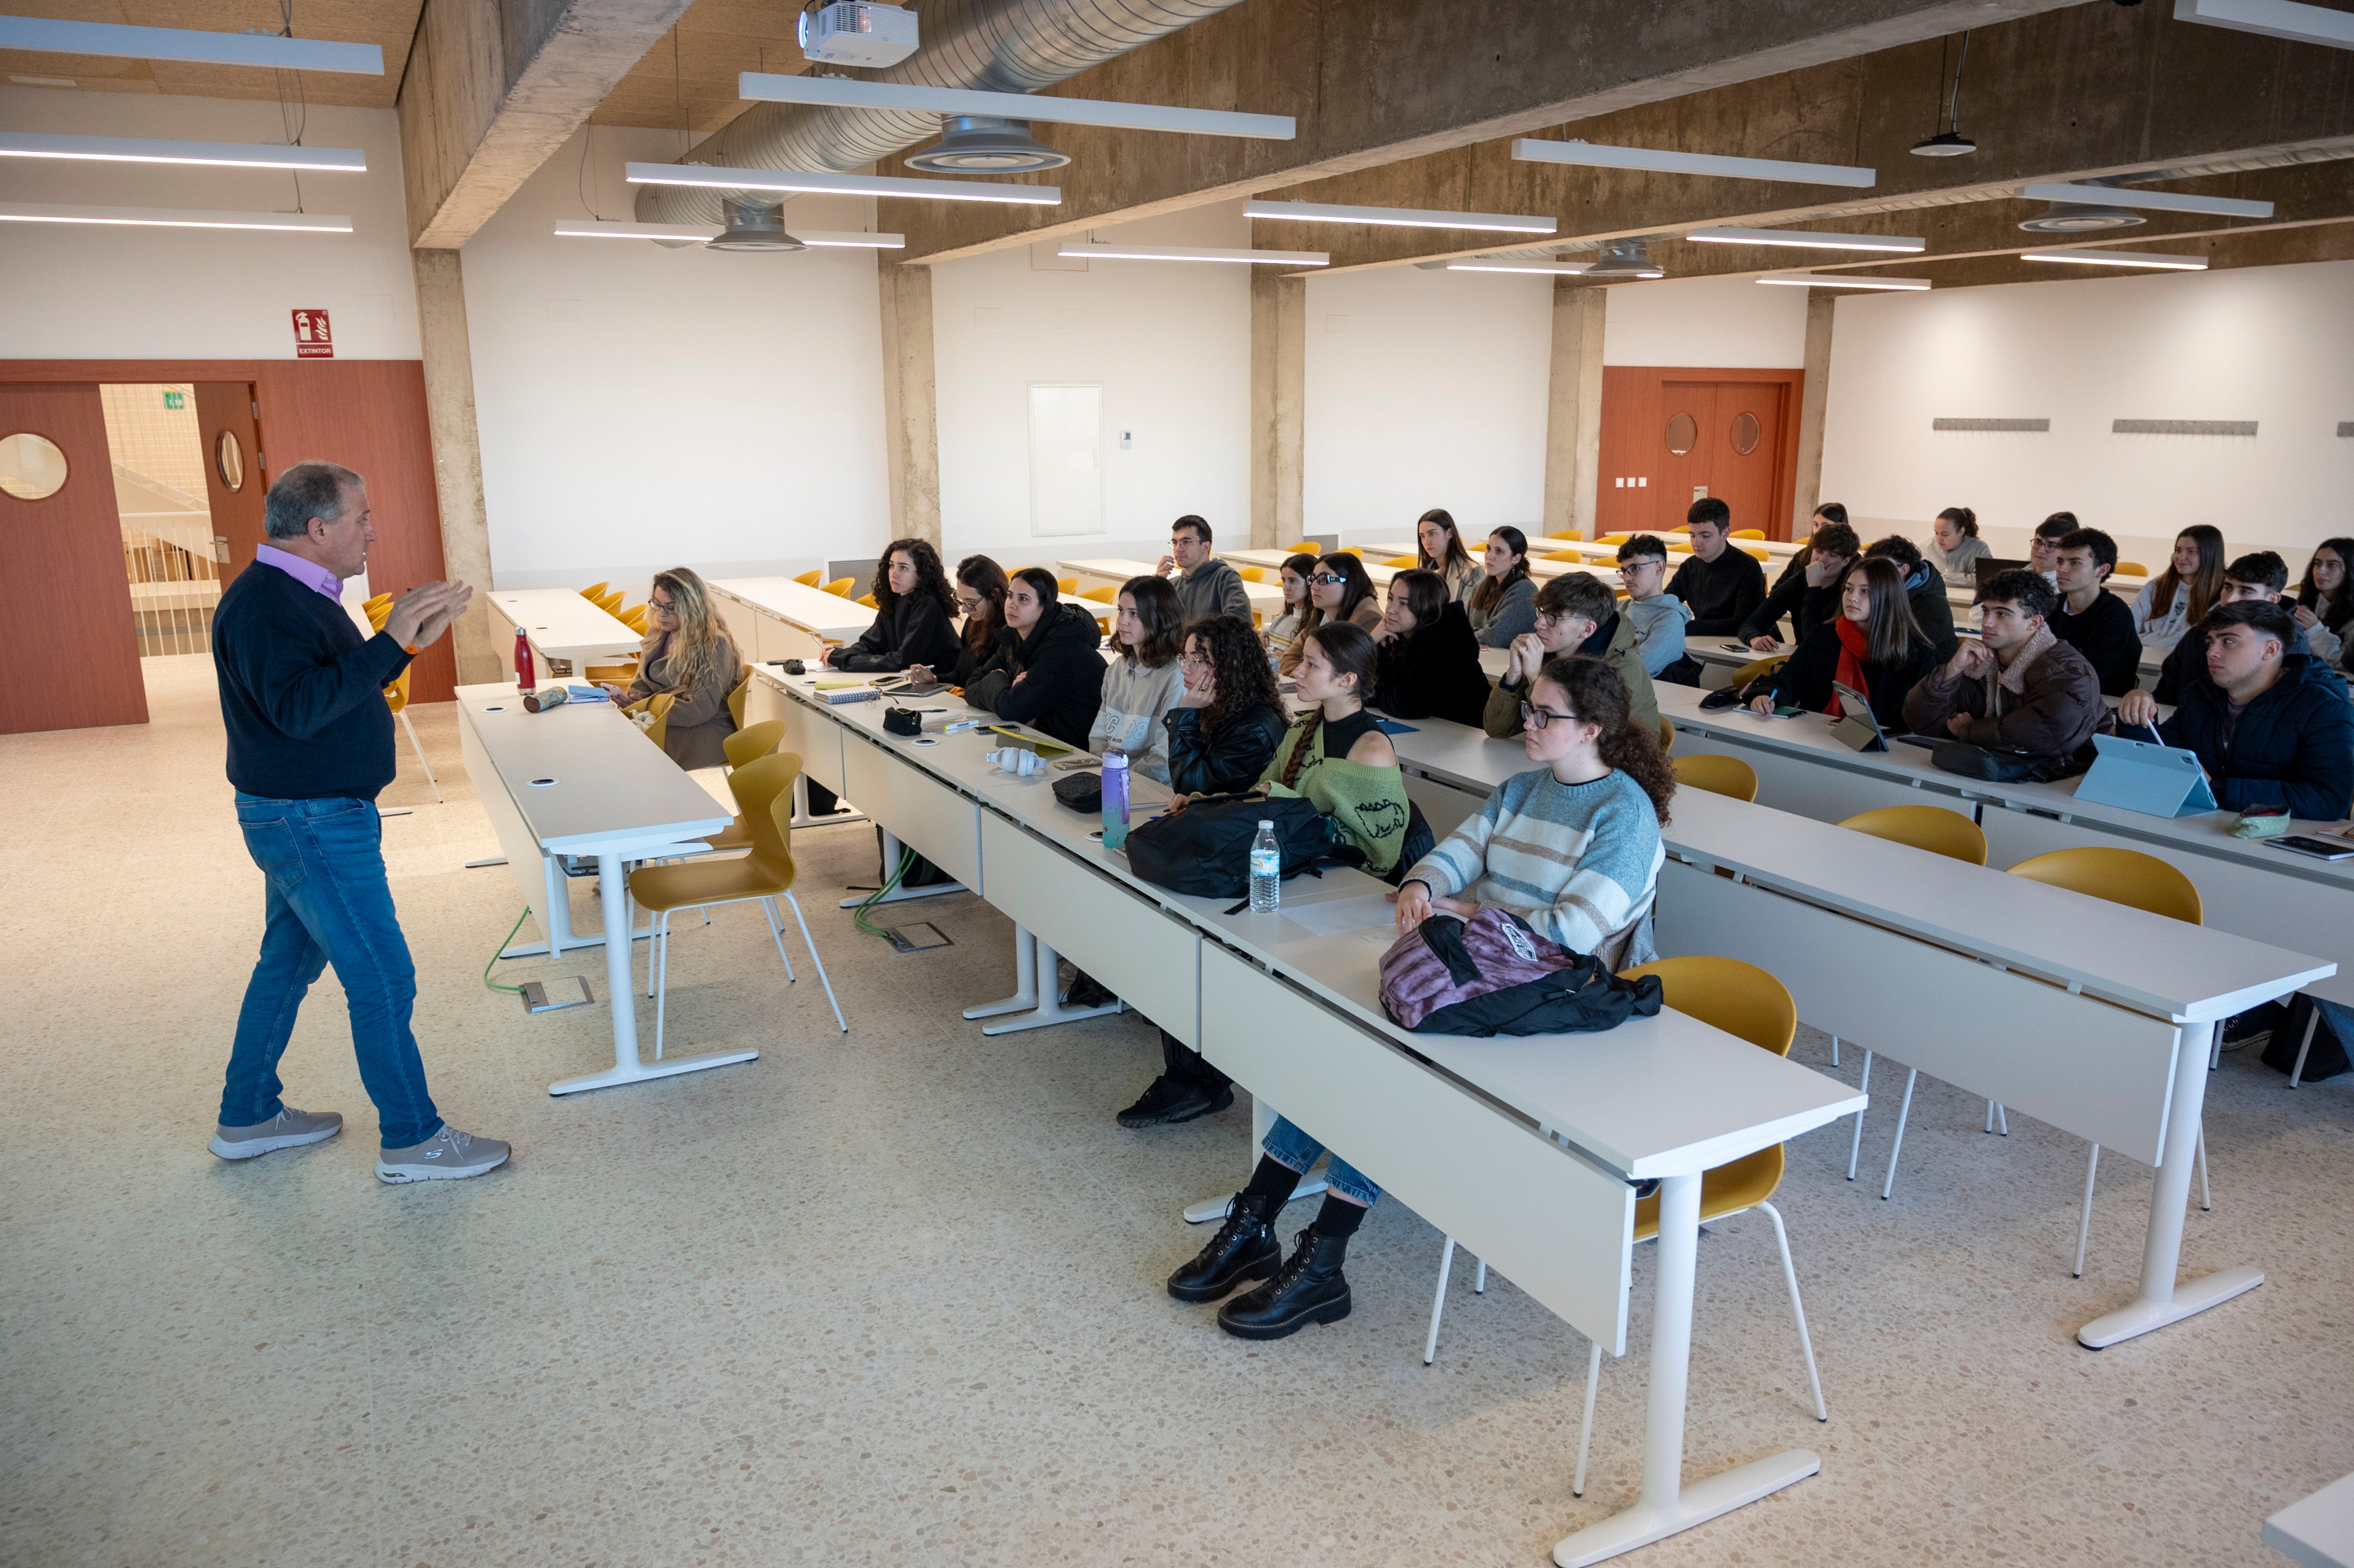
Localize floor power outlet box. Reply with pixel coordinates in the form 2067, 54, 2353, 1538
522, 977, 594, 1013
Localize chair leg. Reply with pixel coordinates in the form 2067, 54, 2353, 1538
1758, 1201, 1826, 1421
1847, 1050, 1874, 1181
1474, 1260, 1487, 1294
1573, 1338, 1602, 1498
760, 897, 799, 983
1830, 1034, 1839, 1068
785, 891, 847, 1034
1423, 1238, 1456, 1366
1880, 1068, 1919, 1200
1997, 1103, 2008, 1136
2196, 1122, 2211, 1212
397, 709, 442, 803
652, 910, 671, 1062
2288, 1007, 2322, 1089
2074, 1144, 2100, 1277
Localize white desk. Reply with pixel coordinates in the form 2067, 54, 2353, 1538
708, 577, 876, 663
483, 589, 642, 671
454, 683, 754, 1095
1057, 557, 1286, 618
2268, 1471, 2354, 1568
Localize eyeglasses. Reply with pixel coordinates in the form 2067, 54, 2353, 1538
955, 594, 987, 613
1180, 652, 1210, 669
1313, 572, 1348, 585
1518, 702, 1585, 731
1531, 610, 1568, 628
649, 598, 677, 615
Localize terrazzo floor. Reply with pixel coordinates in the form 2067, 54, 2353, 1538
2, 656, 2349, 1568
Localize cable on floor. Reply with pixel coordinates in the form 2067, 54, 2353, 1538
482, 907, 532, 994
852, 850, 914, 940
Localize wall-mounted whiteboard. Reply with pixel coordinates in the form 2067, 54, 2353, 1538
1028, 383, 1104, 537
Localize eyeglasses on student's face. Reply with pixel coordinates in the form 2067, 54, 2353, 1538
650, 596, 677, 616
1180, 651, 1210, 669
1313, 571, 1348, 585
956, 592, 987, 614
1519, 701, 1584, 730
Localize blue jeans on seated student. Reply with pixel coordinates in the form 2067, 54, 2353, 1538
1262, 1115, 1382, 1207
223, 792, 442, 1147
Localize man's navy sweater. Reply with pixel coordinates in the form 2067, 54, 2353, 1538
213, 563, 414, 801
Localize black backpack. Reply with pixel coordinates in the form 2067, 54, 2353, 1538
1126, 794, 1354, 896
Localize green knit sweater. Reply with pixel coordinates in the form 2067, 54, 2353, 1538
1257, 717, 1413, 873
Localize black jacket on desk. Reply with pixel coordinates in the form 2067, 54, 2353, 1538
1767, 622, 1940, 733
1163, 701, 1286, 795
828, 593, 962, 673
1665, 549, 1767, 637
2049, 590, 2142, 697
1371, 602, 1491, 726
2158, 649, 2354, 821
212, 561, 414, 801
964, 603, 1107, 750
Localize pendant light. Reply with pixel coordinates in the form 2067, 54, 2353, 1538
1911, 33, 1977, 157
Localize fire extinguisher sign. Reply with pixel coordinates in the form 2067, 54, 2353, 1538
292, 308, 334, 359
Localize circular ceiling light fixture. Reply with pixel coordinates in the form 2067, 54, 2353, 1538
1581, 238, 1665, 279
705, 198, 807, 252
1911, 130, 1977, 158
2017, 201, 2147, 233
904, 116, 1070, 174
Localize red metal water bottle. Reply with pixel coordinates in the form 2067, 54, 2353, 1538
513, 627, 535, 691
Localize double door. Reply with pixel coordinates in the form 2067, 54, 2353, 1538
1595, 368, 1800, 540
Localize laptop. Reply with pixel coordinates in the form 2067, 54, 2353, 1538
2074, 733, 2219, 818
1973, 557, 2029, 596
1828, 681, 1892, 753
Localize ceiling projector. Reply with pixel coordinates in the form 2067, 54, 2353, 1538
799, 2, 919, 68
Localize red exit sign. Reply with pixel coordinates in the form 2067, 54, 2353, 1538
292, 308, 334, 358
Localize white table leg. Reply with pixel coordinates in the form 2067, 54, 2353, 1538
839, 828, 965, 908
790, 769, 865, 830
979, 937, 1123, 1036
962, 925, 1040, 1020
2077, 1020, 2261, 1348
1552, 1170, 1820, 1567
500, 854, 652, 958
548, 851, 760, 1095
1182, 1094, 1327, 1223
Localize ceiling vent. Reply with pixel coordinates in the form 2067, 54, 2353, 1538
2018, 200, 2147, 233
903, 115, 1071, 173
706, 199, 807, 252
1582, 239, 1665, 279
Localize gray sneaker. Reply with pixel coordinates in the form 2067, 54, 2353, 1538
375, 1125, 511, 1184
210, 1105, 343, 1160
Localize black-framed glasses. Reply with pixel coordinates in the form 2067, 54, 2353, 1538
649, 598, 678, 615
1532, 610, 1569, 628
1313, 571, 1348, 585
1519, 701, 1584, 731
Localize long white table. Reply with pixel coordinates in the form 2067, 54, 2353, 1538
455, 682, 755, 1095
2268, 1471, 2354, 1568
749, 667, 1864, 1566
483, 588, 642, 672
708, 576, 877, 663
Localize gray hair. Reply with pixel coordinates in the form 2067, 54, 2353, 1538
263, 461, 363, 541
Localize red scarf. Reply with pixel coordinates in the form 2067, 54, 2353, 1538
1825, 617, 1870, 720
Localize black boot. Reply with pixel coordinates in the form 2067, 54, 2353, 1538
1217, 1227, 1353, 1339
1118, 1074, 1231, 1128
1166, 1191, 1283, 1303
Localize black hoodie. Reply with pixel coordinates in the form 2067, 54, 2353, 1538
2159, 649, 2353, 820
965, 602, 1106, 749
1371, 601, 1491, 727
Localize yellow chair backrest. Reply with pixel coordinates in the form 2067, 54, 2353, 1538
1657, 715, 1675, 749
1739, 545, 1769, 561
620, 604, 649, 634
1618, 957, 1797, 1235
383, 664, 412, 716
1672, 752, 1759, 802
2115, 560, 2149, 577
1542, 548, 1583, 562
1731, 529, 1766, 540
1080, 584, 1119, 605
732, 751, 804, 888
1055, 576, 1078, 594
1598, 532, 1633, 545
856, 592, 879, 608
364, 591, 393, 613
580, 582, 610, 604
1729, 653, 1789, 689
821, 578, 855, 598
2008, 847, 2202, 924
724, 718, 786, 770
1336, 546, 1364, 556
365, 599, 390, 633
1839, 805, 1987, 865
1548, 529, 1587, 542
1381, 555, 1418, 568
726, 664, 752, 730
1239, 566, 1268, 582
793, 568, 823, 587
627, 690, 677, 751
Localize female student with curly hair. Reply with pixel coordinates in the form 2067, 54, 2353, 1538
603, 567, 741, 769
826, 538, 962, 673
1163, 613, 1287, 799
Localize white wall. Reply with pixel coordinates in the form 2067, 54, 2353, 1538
460, 126, 891, 591
0, 87, 420, 359
1303, 265, 1552, 542
930, 202, 1251, 568
1602, 274, 1809, 369
1820, 260, 2354, 567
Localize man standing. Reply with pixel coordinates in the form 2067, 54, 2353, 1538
1663, 499, 1765, 639
2047, 528, 2142, 697
1156, 515, 1252, 624
1902, 570, 2102, 774
210, 461, 511, 1184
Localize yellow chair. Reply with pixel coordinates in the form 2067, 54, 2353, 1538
1739, 545, 1770, 562
1425, 956, 1825, 1496
579, 582, 610, 604
595, 590, 624, 616
1672, 752, 1759, 801
1542, 548, 1584, 563
1336, 546, 1364, 556
2115, 560, 2149, 577
1055, 576, 1078, 595
704, 720, 789, 851
1547, 529, 1587, 542
793, 568, 823, 587
1729, 652, 1788, 690
726, 663, 753, 730
1079, 584, 1119, 605
363, 591, 393, 613
1238, 566, 1268, 583
1824, 807, 1986, 1076
364, 597, 442, 803
1598, 532, 1634, 545
1732, 528, 1767, 540
856, 592, 879, 609
1657, 715, 1675, 749
626, 753, 846, 1056
820, 578, 855, 598
1380, 554, 1418, 568
619, 604, 649, 635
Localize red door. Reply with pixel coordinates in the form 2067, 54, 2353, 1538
195, 382, 266, 585
1596, 368, 1803, 540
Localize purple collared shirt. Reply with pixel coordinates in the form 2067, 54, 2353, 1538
254, 543, 345, 603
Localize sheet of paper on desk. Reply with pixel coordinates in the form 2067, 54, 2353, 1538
1281, 892, 1402, 938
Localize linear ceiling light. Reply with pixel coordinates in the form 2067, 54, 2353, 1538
737, 72, 1292, 139
1512, 138, 1875, 188
2171, 0, 2354, 49
2020, 181, 2273, 219
0, 202, 351, 232
1445, 259, 1593, 275
1688, 225, 1923, 253
624, 162, 1057, 205
1757, 273, 1930, 291
1244, 199, 1555, 234
0, 130, 364, 172
2021, 247, 2209, 270
551, 219, 905, 247
0, 16, 383, 74
1058, 242, 1326, 265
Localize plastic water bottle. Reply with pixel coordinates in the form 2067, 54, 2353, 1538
1100, 750, 1130, 850
1248, 820, 1281, 913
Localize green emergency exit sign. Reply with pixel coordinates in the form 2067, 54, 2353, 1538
163, 390, 185, 409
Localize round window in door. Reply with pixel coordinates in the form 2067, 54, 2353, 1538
1665, 412, 1699, 455
0, 432, 69, 500
215, 428, 245, 492
1730, 411, 1762, 456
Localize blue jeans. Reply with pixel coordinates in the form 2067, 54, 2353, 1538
224, 793, 442, 1147
1263, 1115, 1382, 1208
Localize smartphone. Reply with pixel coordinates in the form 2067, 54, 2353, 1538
2269, 835, 2354, 861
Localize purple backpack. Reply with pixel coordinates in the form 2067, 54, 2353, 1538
1378, 910, 1663, 1037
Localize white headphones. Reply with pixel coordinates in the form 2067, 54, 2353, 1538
986, 746, 1043, 777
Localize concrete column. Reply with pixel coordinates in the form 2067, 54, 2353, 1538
1541, 282, 1608, 540
1791, 292, 1836, 537
878, 262, 941, 547
1249, 269, 1305, 549
412, 248, 501, 686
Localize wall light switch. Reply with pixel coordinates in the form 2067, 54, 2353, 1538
1119, 430, 1133, 450
1692, 485, 1708, 502
1637, 476, 1647, 488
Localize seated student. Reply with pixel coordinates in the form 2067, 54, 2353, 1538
2046, 527, 2141, 697
1416, 507, 1482, 604
1754, 556, 1939, 730
1858, 534, 1960, 659
2293, 537, 2352, 668
1467, 526, 1539, 647
1371, 568, 1490, 726
1086, 576, 1187, 784
1664, 498, 1767, 638
826, 538, 962, 674
1157, 514, 1253, 624
600, 567, 740, 769
1617, 533, 1694, 680
1929, 506, 1993, 588
2148, 551, 2291, 705
1279, 552, 1381, 675
1161, 657, 1673, 1340
1902, 569, 2103, 773
963, 567, 1105, 749
2133, 525, 2225, 649
1260, 550, 1320, 663
908, 554, 1006, 690
2029, 512, 2077, 585
2118, 601, 2354, 821
1739, 516, 1860, 651
1258, 622, 1411, 876
1487, 570, 1659, 739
